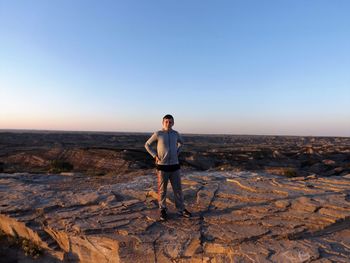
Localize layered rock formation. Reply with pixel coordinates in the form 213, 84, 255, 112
1, 132, 350, 178
1, 171, 350, 262
1, 131, 350, 262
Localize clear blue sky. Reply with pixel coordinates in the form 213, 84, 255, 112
1, 1, 349, 136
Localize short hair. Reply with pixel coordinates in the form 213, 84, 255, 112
163, 114, 174, 120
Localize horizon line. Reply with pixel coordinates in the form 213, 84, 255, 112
0, 128, 349, 139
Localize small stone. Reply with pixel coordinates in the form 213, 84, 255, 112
275, 200, 290, 209
322, 159, 336, 166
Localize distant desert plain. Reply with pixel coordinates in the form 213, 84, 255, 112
1, 131, 350, 262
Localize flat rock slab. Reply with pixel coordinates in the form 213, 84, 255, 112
1, 171, 350, 262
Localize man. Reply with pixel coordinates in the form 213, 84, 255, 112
145, 114, 191, 221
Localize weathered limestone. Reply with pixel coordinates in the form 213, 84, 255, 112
1, 171, 350, 262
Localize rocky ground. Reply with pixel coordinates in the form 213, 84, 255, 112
1, 171, 350, 262
0, 131, 350, 262
1, 131, 350, 177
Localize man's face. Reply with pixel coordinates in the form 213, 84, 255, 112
162, 118, 174, 130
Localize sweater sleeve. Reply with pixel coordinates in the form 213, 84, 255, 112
145, 132, 158, 158
177, 132, 184, 155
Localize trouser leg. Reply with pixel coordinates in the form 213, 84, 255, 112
169, 169, 184, 212
157, 170, 169, 210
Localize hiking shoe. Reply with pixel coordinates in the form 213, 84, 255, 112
178, 209, 192, 218
160, 209, 167, 221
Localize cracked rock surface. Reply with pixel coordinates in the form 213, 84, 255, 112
1, 171, 350, 262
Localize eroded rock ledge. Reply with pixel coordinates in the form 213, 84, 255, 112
1, 132, 350, 177
1, 171, 350, 262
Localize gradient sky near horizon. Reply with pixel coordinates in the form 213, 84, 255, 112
1, 1, 350, 136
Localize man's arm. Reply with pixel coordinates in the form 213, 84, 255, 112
145, 132, 158, 158
177, 133, 184, 155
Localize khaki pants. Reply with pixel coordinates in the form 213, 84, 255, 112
157, 169, 184, 212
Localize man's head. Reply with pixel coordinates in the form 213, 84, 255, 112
162, 114, 174, 131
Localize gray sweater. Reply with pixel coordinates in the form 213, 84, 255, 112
145, 129, 184, 165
